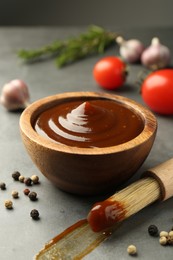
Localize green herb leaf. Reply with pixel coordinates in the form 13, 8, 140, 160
18, 25, 118, 68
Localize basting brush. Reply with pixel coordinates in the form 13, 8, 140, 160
35, 158, 173, 259
88, 158, 173, 232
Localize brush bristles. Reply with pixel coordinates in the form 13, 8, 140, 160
110, 177, 160, 220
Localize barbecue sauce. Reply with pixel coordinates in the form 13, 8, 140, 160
87, 200, 126, 232
34, 99, 144, 148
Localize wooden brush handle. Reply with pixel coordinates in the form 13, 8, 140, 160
145, 158, 173, 201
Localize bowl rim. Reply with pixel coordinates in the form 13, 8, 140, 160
19, 91, 157, 155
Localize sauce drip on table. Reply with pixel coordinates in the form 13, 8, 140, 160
35, 219, 113, 259
34, 99, 144, 148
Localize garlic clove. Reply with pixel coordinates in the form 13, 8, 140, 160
0, 79, 30, 111
141, 37, 171, 70
116, 36, 144, 63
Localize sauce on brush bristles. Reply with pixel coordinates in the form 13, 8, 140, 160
87, 178, 160, 232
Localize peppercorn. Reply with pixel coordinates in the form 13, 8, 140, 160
127, 245, 137, 255
148, 224, 159, 237
19, 175, 25, 183
24, 177, 32, 186
29, 191, 37, 201
12, 171, 21, 181
160, 231, 168, 238
23, 188, 30, 196
11, 190, 19, 199
0, 182, 6, 190
167, 235, 173, 245
31, 175, 39, 184
30, 209, 39, 220
4, 200, 13, 209
159, 236, 167, 246
169, 231, 173, 238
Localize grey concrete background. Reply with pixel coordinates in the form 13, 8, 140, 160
0, 0, 173, 28
0, 26, 173, 260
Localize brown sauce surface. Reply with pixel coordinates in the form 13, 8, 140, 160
34, 99, 144, 148
87, 200, 126, 232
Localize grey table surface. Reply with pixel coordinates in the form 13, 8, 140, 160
0, 26, 173, 260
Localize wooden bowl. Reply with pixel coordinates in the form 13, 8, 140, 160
19, 92, 157, 195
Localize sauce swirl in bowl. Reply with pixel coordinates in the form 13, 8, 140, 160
34, 99, 144, 148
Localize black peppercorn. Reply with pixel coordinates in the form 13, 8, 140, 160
30, 209, 39, 220
0, 182, 6, 190
29, 191, 37, 201
12, 171, 21, 181
24, 177, 32, 186
148, 225, 159, 237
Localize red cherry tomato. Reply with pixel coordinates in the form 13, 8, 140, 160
93, 56, 126, 90
141, 69, 173, 115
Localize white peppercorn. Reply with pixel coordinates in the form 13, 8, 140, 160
160, 231, 168, 237
159, 236, 167, 246
11, 190, 19, 199
31, 175, 39, 184
4, 200, 13, 209
19, 175, 25, 183
127, 245, 137, 255
168, 231, 173, 238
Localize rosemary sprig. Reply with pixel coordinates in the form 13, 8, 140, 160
18, 41, 65, 62
18, 25, 118, 68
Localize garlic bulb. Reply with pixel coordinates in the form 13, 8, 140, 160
141, 37, 171, 70
0, 79, 30, 111
116, 36, 144, 63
